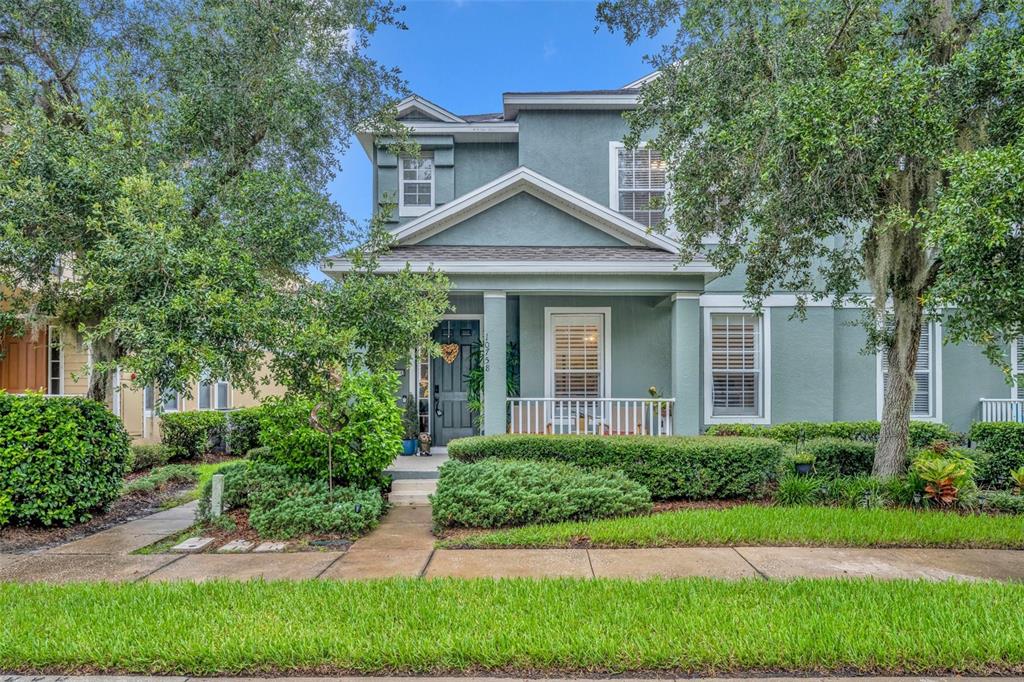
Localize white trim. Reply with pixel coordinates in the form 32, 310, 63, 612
112, 367, 121, 416
703, 307, 772, 425
397, 95, 466, 124
623, 72, 661, 89
503, 93, 638, 119
384, 166, 680, 253
398, 153, 435, 218
326, 259, 715, 275
699, 293, 849, 308
543, 307, 612, 400
875, 321, 943, 423
46, 325, 64, 396
1012, 337, 1023, 400
672, 292, 701, 301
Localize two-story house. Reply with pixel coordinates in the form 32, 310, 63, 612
324, 76, 1024, 446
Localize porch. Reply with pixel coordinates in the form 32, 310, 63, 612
979, 399, 1024, 423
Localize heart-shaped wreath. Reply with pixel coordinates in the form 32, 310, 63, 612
440, 343, 460, 364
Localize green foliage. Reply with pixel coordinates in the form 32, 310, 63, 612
247, 480, 385, 540
982, 491, 1024, 515
159, 411, 227, 461
196, 461, 253, 522
466, 340, 520, 426
0, 393, 129, 527
246, 446, 270, 459
123, 464, 198, 496
706, 421, 957, 448
775, 475, 824, 506
910, 449, 977, 506
1011, 467, 1024, 494
447, 435, 782, 500
256, 370, 401, 488
127, 444, 171, 473
401, 396, 419, 440
968, 422, 1024, 488
431, 459, 652, 529
820, 476, 887, 509
804, 438, 877, 477
790, 452, 815, 465
226, 407, 264, 456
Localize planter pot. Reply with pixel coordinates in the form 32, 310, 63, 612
401, 439, 418, 456
794, 462, 813, 476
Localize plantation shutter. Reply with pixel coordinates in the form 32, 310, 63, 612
616, 147, 666, 227
710, 313, 763, 417
881, 322, 933, 417
1014, 336, 1024, 398
551, 315, 604, 399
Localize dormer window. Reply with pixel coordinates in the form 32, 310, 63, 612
399, 153, 434, 217
609, 142, 666, 227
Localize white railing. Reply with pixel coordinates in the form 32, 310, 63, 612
507, 397, 675, 436
980, 398, 1024, 422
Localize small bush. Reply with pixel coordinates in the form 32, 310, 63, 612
127, 444, 171, 473
910, 448, 978, 507
805, 438, 876, 477
247, 481, 385, 539
226, 406, 264, 455
447, 435, 782, 500
431, 458, 652, 528
160, 411, 227, 460
982, 490, 1024, 514
969, 422, 1024, 489
123, 464, 197, 496
196, 461, 253, 521
246, 445, 270, 459
0, 393, 130, 526
775, 475, 824, 505
706, 420, 958, 448
821, 475, 886, 508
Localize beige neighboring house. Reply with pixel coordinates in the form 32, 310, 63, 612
0, 325, 283, 442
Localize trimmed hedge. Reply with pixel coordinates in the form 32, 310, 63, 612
160, 411, 227, 460
804, 438, 876, 477
969, 422, 1024, 489
127, 444, 171, 472
431, 458, 652, 528
0, 393, 130, 526
705, 420, 958, 448
446, 435, 783, 500
226, 406, 263, 455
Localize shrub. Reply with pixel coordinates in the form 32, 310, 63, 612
246, 445, 270, 459
247, 481, 385, 539
982, 490, 1024, 514
196, 460, 253, 521
911, 449, 977, 507
127, 444, 171, 472
805, 438, 876, 477
775, 475, 824, 505
821, 475, 886, 508
968, 422, 1024, 489
706, 420, 958, 447
122, 464, 197, 496
431, 458, 652, 528
257, 371, 402, 487
160, 411, 227, 460
447, 435, 783, 500
0, 393, 130, 526
226, 406, 264, 455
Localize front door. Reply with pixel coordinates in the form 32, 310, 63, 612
431, 319, 480, 446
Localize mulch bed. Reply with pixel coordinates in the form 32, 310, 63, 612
0, 481, 196, 554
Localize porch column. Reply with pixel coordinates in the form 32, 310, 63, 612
483, 291, 508, 435
671, 292, 701, 435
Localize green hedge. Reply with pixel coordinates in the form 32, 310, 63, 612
0, 393, 130, 526
160, 411, 227, 460
969, 422, 1024, 489
804, 438, 876, 477
447, 435, 783, 500
431, 458, 652, 528
705, 420, 957, 447
226, 406, 263, 455
127, 444, 171, 472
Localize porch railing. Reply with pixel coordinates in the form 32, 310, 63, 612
979, 398, 1024, 423
507, 397, 675, 436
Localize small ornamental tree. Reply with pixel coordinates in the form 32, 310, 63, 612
598, 0, 1024, 476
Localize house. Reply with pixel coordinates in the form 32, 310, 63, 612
323, 80, 1024, 445
0, 325, 281, 441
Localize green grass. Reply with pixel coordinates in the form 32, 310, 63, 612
3, 578, 1024, 675
442, 505, 1024, 549
159, 459, 241, 508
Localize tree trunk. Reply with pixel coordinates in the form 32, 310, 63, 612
85, 334, 116, 406
873, 292, 925, 478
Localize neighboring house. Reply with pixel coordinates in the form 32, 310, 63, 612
0, 325, 282, 441
324, 79, 1024, 444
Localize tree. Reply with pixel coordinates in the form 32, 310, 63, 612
598, 0, 1024, 475
0, 0, 410, 402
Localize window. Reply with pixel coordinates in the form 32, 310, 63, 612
547, 312, 607, 399
705, 311, 768, 421
1013, 336, 1024, 399
144, 386, 180, 414
198, 375, 230, 410
878, 321, 938, 419
399, 153, 434, 217
610, 142, 666, 227
47, 327, 61, 395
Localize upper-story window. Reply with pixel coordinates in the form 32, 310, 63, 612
399, 153, 434, 217
610, 142, 666, 227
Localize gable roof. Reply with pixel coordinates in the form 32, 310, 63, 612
390, 166, 680, 253
396, 95, 466, 123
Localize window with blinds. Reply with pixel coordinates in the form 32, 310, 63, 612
710, 313, 763, 417
1013, 335, 1024, 399
615, 146, 666, 227
399, 154, 434, 216
550, 314, 604, 398
880, 322, 934, 417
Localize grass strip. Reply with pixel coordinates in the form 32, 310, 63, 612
2, 578, 1024, 675
443, 505, 1024, 549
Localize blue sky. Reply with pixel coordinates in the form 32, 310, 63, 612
327, 0, 667, 227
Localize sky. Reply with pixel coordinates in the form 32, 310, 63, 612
326, 0, 669, 228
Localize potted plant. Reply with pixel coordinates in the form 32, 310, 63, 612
792, 452, 815, 476
401, 396, 418, 456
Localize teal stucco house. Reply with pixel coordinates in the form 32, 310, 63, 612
323, 76, 1023, 445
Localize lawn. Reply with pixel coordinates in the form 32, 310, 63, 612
441, 505, 1024, 549
162, 459, 241, 508
2, 578, 1024, 675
